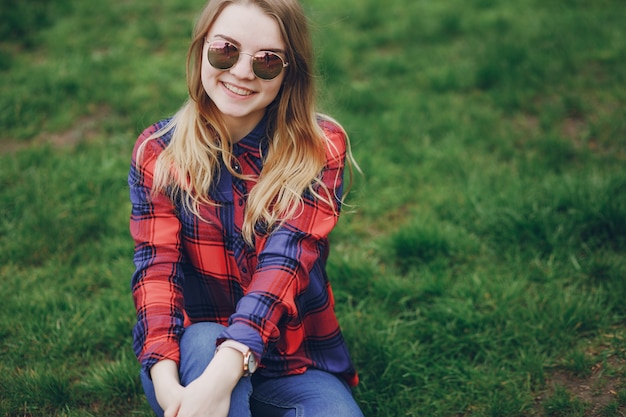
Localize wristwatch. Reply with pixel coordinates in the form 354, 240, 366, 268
216, 340, 258, 377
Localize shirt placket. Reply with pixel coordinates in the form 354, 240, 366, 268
231, 155, 253, 285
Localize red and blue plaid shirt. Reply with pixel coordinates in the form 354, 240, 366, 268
129, 115, 358, 386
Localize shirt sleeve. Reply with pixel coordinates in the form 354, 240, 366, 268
128, 124, 185, 374
219, 121, 348, 358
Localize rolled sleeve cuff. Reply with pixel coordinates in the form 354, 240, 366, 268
218, 322, 265, 360
139, 347, 181, 377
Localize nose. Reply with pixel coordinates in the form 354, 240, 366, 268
229, 52, 256, 80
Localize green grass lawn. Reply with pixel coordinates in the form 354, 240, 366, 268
1, 0, 625, 416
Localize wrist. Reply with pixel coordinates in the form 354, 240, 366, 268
199, 347, 246, 390
150, 360, 183, 410
216, 340, 259, 377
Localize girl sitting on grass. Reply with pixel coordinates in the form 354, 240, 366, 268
128, 0, 363, 415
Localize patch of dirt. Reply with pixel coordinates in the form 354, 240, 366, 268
536, 349, 626, 416
561, 116, 589, 143
1, 110, 109, 154
512, 112, 625, 160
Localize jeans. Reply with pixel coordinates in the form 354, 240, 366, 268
140, 322, 364, 417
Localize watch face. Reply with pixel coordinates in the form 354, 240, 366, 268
247, 352, 258, 374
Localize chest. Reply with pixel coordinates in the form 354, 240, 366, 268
175, 156, 260, 281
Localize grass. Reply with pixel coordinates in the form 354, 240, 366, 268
1, 0, 625, 415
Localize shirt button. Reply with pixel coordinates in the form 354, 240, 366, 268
238, 198, 244, 207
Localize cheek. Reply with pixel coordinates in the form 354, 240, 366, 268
200, 63, 210, 85
200, 61, 220, 93
265, 76, 285, 100
200, 46, 220, 83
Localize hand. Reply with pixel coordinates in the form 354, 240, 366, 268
175, 374, 232, 417
150, 360, 185, 416
165, 347, 245, 417
161, 385, 184, 417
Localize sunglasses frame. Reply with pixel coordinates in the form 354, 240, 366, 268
206, 39, 289, 80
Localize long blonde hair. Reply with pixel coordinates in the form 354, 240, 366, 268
142, 0, 355, 244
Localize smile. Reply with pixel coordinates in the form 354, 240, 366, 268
223, 82, 254, 96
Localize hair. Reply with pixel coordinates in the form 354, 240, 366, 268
141, 0, 356, 244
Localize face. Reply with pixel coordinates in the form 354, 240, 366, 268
201, 3, 287, 141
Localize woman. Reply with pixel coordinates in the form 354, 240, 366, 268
128, 0, 363, 416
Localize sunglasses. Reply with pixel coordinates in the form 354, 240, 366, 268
206, 40, 289, 80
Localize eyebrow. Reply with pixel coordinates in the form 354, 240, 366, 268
211, 34, 286, 53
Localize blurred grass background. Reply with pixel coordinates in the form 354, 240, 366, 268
1, 0, 625, 416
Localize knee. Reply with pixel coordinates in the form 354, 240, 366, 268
179, 322, 227, 385
322, 401, 364, 417
310, 391, 363, 417
180, 322, 226, 353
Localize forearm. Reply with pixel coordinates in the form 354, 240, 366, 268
197, 346, 244, 389
150, 359, 182, 411
160, 344, 245, 417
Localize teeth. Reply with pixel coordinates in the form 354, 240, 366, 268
224, 83, 253, 96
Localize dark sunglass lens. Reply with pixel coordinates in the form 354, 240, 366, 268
252, 52, 284, 80
208, 41, 238, 70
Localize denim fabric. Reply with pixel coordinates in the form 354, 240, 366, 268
140, 322, 363, 417
249, 369, 363, 417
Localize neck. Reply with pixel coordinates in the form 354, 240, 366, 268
223, 113, 265, 144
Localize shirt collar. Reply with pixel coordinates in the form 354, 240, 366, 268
233, 115, 269, 158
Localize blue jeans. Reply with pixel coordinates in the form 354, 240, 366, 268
140, 322, 364, 417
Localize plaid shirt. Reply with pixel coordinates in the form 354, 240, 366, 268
129, 115, 358, 386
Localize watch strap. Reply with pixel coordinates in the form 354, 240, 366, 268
216, 339, 257, 376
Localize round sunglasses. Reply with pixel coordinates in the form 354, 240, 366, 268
206, 40, 289, 80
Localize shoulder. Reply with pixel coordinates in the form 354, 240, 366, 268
317, 114, 346, 142
316, 114, 347, 162
132, 118, 174, 164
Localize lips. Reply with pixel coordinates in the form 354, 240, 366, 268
223, 82, 254, 96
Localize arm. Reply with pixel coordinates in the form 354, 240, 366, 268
150, 360, 183, 415
129, 125, 186, 406
150, 350, 242, 417
221, 124, 348, 358
130, 126, 252, 416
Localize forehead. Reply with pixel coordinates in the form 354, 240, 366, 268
208, 4, 285, 49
